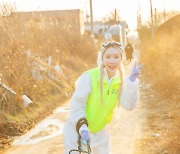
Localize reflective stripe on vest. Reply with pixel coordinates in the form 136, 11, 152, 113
85, 67, 121, 133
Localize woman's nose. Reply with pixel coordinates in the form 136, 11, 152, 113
109, 58, 115, 63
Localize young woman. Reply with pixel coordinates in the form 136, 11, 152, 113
63, 41, 143, 154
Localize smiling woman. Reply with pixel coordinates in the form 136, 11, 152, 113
103, 47, 122, 78
101, 42, 123, 78
63, 41, 142, 153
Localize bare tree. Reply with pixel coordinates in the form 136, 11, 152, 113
153, 10, 179, 28
102, 9, 121, 24
0, 2, 16, 17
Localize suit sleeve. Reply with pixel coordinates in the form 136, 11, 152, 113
68, 72, 92, 131
120, 78, 139, 111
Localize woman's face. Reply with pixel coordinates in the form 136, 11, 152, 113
103, 47, 121, 78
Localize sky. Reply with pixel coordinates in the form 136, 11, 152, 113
0, 0, 179, 30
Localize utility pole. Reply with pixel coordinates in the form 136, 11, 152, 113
85, 0, 89, 22
114, 9, 117, 22
154, 8, 157, 28
150, 0, 154, 37
90, 0, 94, 34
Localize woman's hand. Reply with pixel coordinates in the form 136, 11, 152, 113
81, 130, 90, 144
129, 62, 144, 82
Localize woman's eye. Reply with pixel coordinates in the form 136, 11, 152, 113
105, 56, 110, 58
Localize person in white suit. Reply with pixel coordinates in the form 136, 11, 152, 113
63, 41, 143, 154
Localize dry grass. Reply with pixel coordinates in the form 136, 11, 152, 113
141, 30, 180, 96
0, 12, 99, 126
137, 14, 180, 153
0, 10, 101, 150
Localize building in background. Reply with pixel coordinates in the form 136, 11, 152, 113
84, 20, 128, 47
8, 9, 85, 35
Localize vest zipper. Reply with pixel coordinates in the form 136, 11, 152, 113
107, 77, 112, 95
108, 84, 111, 95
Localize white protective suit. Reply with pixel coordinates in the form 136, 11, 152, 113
63, 69, 139, 154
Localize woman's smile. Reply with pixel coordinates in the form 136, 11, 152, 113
108, 65, 116, 70
102, 47, 121, 78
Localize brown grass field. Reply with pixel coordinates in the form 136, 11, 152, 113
135, 14, 180, 154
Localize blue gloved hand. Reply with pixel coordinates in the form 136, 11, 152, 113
81, 130, 90, 144
129, 62, 144, 82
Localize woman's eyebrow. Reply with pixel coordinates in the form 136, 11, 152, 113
105, 53, 120, 55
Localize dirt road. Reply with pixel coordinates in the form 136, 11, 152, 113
2, 102, 146, 154
2, 50, 147, 154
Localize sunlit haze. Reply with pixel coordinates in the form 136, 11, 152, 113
0, 0, 179, 30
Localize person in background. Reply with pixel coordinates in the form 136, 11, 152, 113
63, 41, 143, 154
125, 42, 134, 63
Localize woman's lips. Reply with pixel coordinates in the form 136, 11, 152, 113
109, 66, 116, 70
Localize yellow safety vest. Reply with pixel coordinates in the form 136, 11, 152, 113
85, 67, 121, 132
